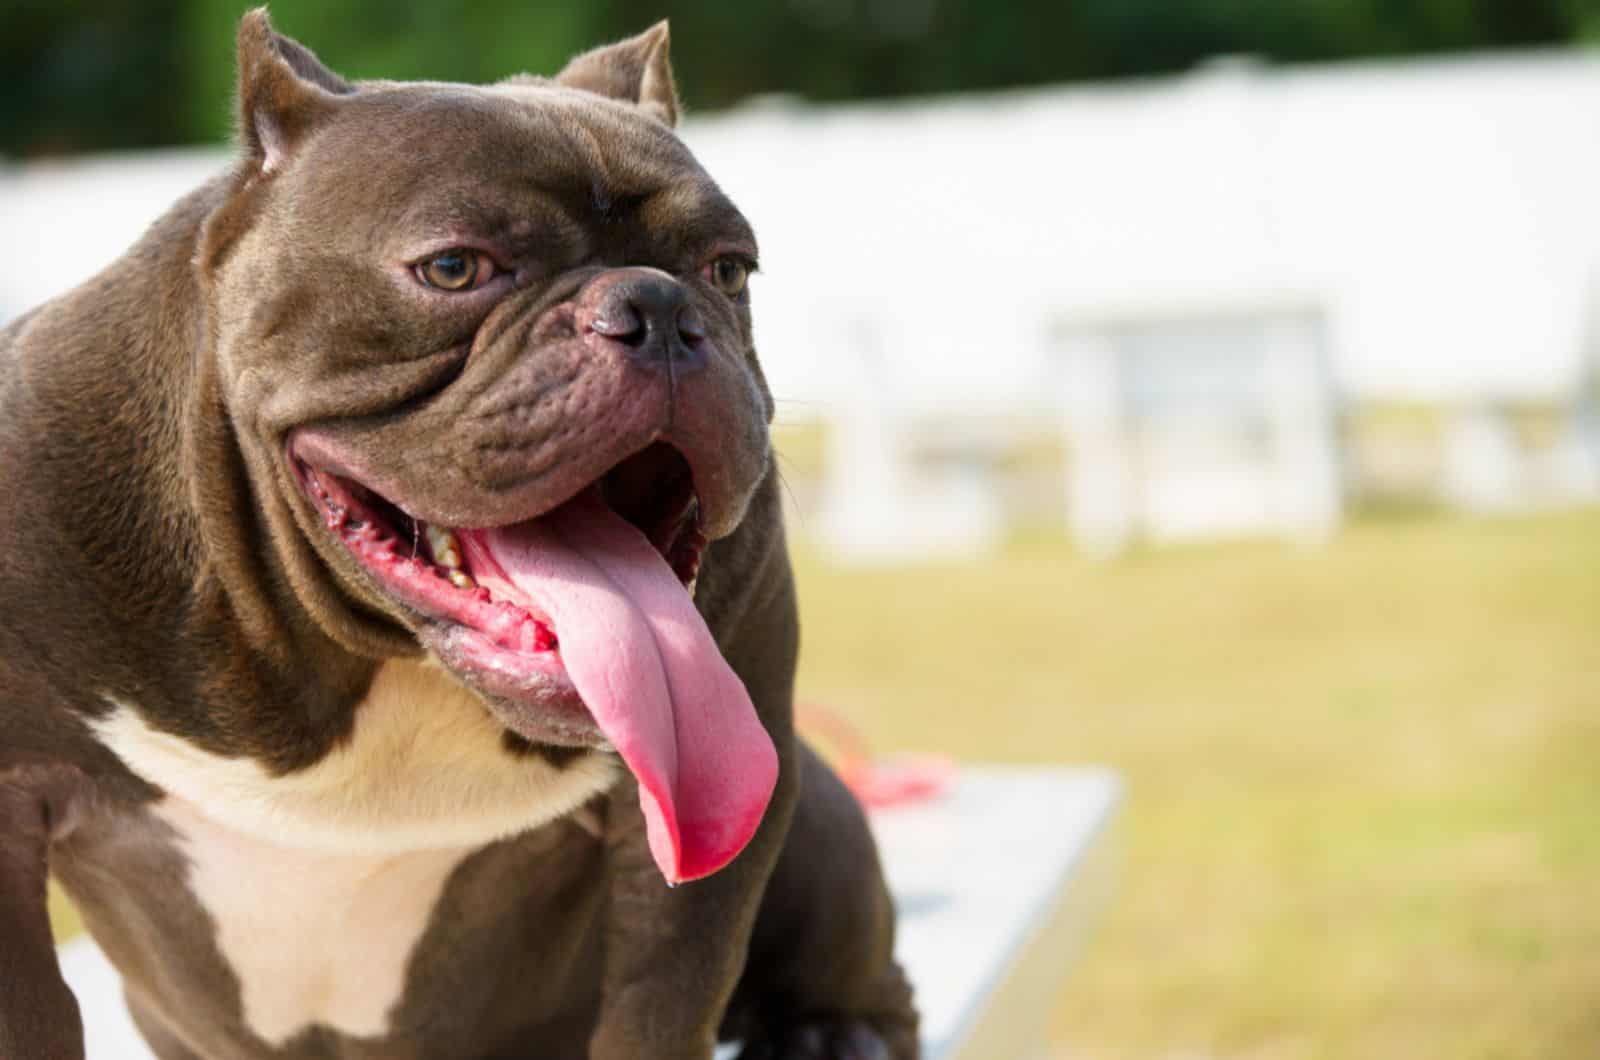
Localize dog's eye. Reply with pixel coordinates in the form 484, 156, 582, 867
416, 250, 494, 292
707, 256, 750, 298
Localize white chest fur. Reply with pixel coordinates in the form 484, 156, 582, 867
93, 659, 618, 1045
154, 797, 472, 1044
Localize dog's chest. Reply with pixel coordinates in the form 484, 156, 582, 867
157, 797, 472, 1046
92, 659, 620, 1047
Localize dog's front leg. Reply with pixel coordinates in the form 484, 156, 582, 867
0, 762, 86, 1060
590, 750, 798, 1060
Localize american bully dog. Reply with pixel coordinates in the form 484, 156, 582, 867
0, 11, 917, 1059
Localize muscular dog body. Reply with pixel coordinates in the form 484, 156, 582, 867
0, 14, 916, 1059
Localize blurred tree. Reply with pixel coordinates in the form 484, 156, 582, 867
3, 0, 189, 155
2, 0, 1593, 157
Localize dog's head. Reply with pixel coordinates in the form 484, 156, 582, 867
195, 11, 778, 881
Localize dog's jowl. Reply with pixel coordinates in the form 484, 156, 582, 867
0, 11, 917, 1059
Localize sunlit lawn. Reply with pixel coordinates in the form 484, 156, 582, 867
49, 508, 1598, 1059
789, 508, 1600, 1060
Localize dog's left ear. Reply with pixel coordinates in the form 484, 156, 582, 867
554, 21, 679, 127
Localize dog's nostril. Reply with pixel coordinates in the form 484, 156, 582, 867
676, 305, 707, 345
591, 303, 644, 342
595, 280, 682, 346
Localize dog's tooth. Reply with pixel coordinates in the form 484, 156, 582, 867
447, 569, 475, 590
424, 526, 463, 569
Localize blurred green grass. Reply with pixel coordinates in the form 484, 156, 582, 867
788, 508, 1600, 1060
50, 508, 1599, 1058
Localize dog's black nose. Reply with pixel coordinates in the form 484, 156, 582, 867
586, 270, 707, 372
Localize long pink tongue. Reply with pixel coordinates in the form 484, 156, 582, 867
480, 496, 777, 883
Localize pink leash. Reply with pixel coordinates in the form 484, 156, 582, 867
796, 703, 955, 809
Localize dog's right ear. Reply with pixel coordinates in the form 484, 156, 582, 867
235, 8, 352, 174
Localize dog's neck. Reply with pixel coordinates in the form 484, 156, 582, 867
1, 174, 380, 768
30, 181, 217, 568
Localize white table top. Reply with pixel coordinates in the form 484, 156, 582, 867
62, 766, 1121, 1060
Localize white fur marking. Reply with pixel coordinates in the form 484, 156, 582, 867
94, 660, 618, 854
157, 796, 469, 1044
93, 660, 618, 1044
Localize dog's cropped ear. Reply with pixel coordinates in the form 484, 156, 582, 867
235, 8, 353, 174
554, 21, 679, 128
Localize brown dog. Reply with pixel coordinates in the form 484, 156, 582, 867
0, 12, 917, 1059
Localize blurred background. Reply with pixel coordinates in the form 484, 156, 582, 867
8, 2, 1599, 1058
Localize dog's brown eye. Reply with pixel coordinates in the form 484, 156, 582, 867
417, 250, 492, 291
708, 256, 749, 298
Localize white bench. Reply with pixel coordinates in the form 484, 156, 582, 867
61, 766, 1121, 1060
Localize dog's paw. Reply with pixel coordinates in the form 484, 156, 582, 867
733, 1019, 898, 1060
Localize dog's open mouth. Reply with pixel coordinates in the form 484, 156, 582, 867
295, 442, 708, 665
289, 439, 774, 884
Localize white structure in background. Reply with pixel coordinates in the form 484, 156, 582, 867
1444, 276, 1600, 513
1552, 277, 1600, 502
1551, 410, 1600, 501
1059, 298, 1339, 554
1559, 381, 1600, 500
1442, 405, 1524, 512
685, 51, 1600, 413
818, 317, 1005, 561
8, 49, 1600, 556
685, 50, 1600, 555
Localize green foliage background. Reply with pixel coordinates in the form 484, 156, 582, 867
5, 0, 1600, 157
